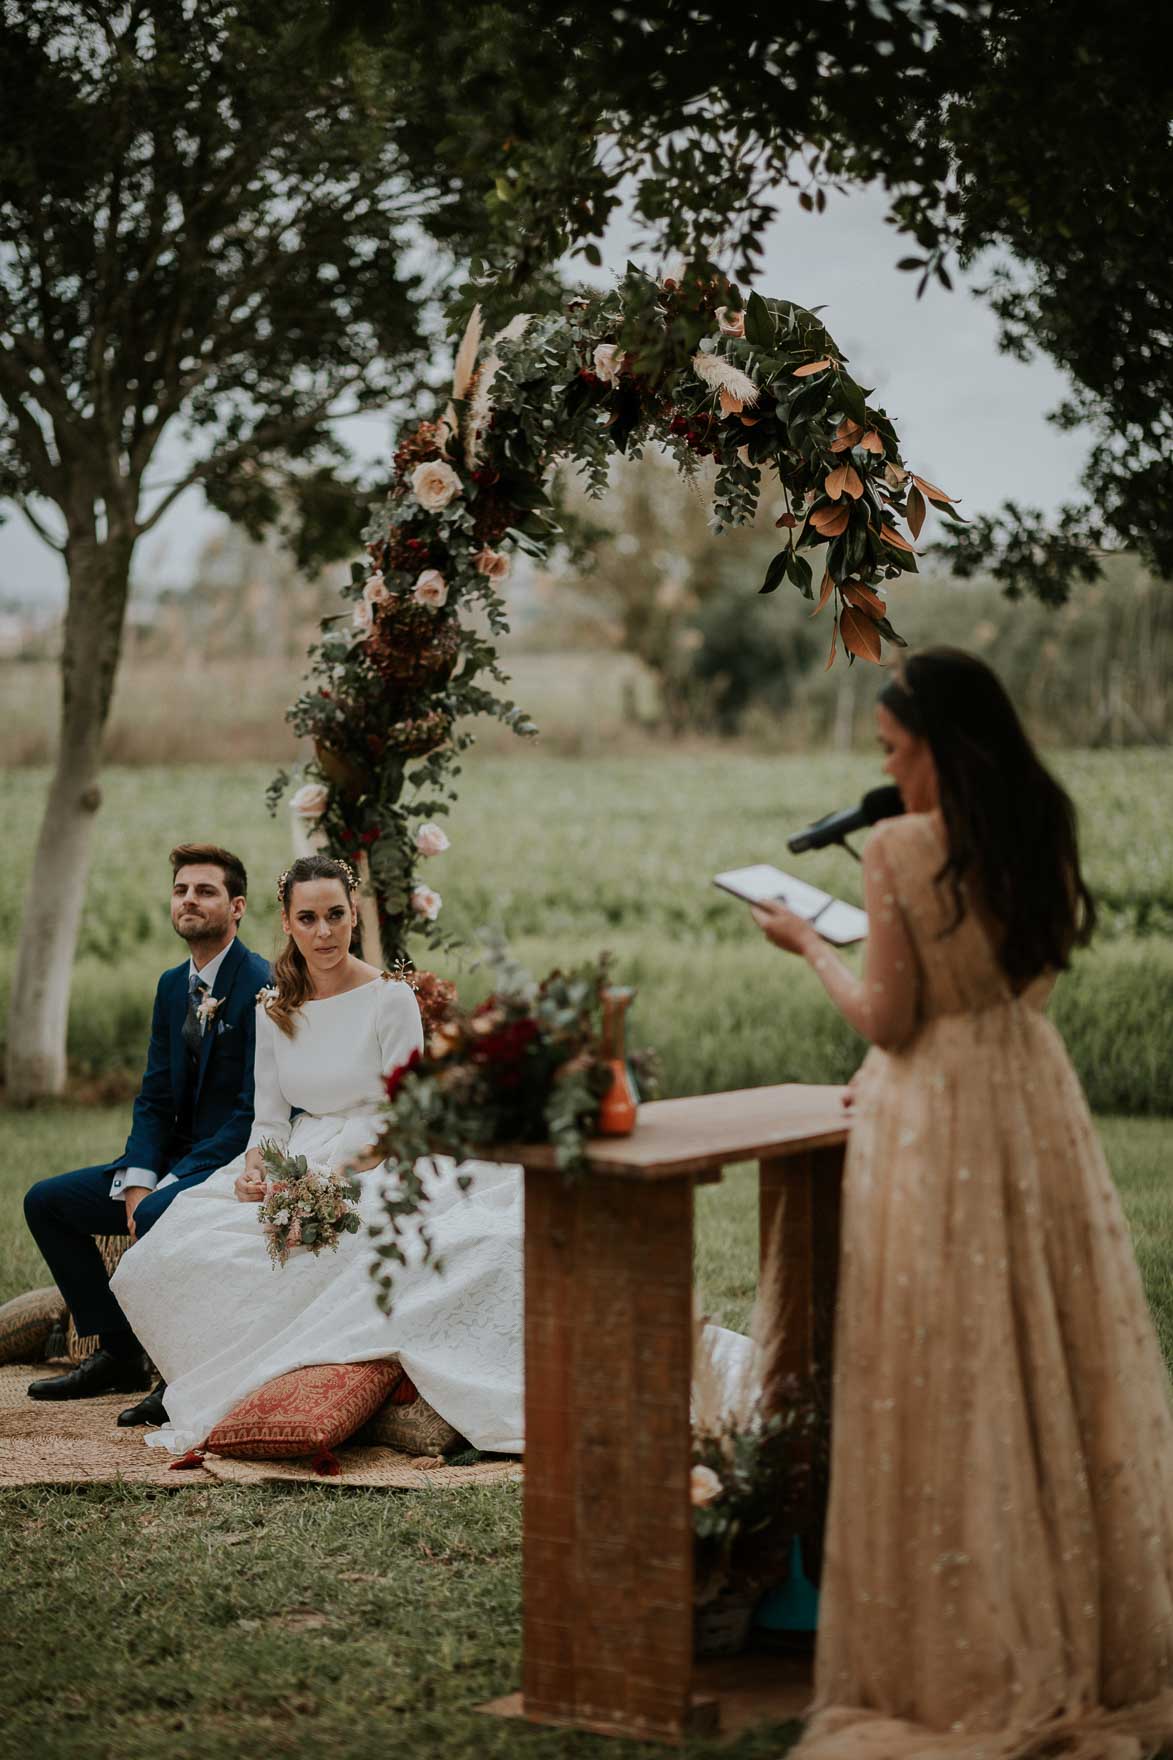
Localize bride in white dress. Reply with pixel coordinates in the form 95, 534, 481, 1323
111, 854, 525, 1455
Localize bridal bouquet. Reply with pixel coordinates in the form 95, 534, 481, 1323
368, 940, 659, 1311
254, 1140, 363, 1269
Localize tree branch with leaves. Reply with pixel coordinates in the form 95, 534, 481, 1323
0, 0, 481, 1098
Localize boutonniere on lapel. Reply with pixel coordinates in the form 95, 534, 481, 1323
196, 994, 223, 1032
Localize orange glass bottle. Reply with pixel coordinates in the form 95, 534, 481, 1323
598, 986, 638, 1136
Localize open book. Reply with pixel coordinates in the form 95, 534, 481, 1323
713, 864, 867, 945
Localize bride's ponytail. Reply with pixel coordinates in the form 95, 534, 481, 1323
264, 855, 360, 1038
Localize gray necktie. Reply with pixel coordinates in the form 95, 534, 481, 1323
182, 974, 207, 1064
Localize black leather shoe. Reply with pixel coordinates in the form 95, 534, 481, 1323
27, 1349, 151, 1401
117, 1380, 169, 1427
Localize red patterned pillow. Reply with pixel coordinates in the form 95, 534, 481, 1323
205, 1362, 402, 1463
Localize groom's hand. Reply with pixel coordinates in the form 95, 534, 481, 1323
124, 1186, 152, 1240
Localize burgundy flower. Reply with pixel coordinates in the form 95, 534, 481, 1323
384, 1047, 421, 1102
472, 1017, 540, 1069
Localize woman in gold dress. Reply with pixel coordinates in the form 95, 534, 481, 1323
752, 649, 1173, 1759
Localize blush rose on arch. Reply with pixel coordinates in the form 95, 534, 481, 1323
274, 266, 961, 970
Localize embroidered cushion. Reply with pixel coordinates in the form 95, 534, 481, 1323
0, 1286, 68, 1365
68, 1235, 131, 1362
357, 1377, 466, 1458
206, 1361, 402, 1460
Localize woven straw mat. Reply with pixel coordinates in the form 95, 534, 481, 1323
1, 1364, 522, 1491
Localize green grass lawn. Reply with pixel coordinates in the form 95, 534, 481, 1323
2, 1107, 1169, 1760
2, 752, 1172, 1113
2, 748, 1171, 1758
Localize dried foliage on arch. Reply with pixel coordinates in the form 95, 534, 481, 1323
274, 267, 961, 964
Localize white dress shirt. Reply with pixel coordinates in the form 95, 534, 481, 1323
111, 942, 236, 1202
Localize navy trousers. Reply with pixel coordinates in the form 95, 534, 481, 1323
23, 1165, 214, 1346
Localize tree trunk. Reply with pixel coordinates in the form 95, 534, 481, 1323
5, 529, 135, 1101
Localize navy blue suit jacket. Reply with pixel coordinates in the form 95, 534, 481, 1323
114, 937, 271, 1185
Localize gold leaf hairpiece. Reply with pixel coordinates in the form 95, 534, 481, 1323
276, 858, 359, 907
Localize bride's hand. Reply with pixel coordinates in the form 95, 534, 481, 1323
235, 1148, 266, 1203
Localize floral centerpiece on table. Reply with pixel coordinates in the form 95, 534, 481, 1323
367, 939, 658, 1313
254, 1139, 363, 1269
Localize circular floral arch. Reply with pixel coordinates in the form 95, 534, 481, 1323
275, 267, 961, 966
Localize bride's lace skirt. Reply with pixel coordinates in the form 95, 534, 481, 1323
110, 1110, 526, 1454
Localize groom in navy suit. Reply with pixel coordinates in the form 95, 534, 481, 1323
24, 843, 270, 1420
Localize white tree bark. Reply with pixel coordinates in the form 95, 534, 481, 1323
6, 529, 133, 1101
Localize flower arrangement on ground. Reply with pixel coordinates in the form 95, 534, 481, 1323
254, 1139, 363, 1269
691, 1361, 820, 1612
271, 266, 960, 974
690, 1237, 827, 1641
367, 939, 658, 1312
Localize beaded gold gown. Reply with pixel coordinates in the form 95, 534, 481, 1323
796, 813, 1173, 1760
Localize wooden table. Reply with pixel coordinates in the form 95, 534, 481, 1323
481, 1083, 848, 1746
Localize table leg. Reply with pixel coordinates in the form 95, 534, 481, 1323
759, 1143, 844, 1386
759, 1144, 845, 1586
522, 1167, 703, 1743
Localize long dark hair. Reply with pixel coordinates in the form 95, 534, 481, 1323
267, 854, 360, 1037
879, 648, 1095, 985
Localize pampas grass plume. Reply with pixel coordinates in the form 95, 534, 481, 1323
692, 351, 759, 407
451, 304, 483, 404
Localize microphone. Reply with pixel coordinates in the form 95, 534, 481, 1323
787, 786, 904, 855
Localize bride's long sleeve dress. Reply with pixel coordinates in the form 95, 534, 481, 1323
795, 814, 1173, 1760
111, 975, 525, 1455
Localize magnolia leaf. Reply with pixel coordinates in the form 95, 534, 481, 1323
786, 550, 814, 599
842, 464, 865, 500
860, 430, 885, 454
874, 615, 909, 648
831, 418, 867, 454
810, 502, 850, 537
824, 616, 839, 671
911, 473, 958, 505
906, 483, 927, 540
840, 606, 883, 663
810, 569, 836, 617
793, 358, 833, 377
842, 581, 887, 617
839, 376, 867, 428
759, 548, 791, 594
877, 521, 918, 554
824, 463, 849, 500
744, 291, 775, 349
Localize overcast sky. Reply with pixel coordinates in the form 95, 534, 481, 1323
0, 184, 1091, 609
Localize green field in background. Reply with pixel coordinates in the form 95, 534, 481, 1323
2, 749, 1171, 1112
